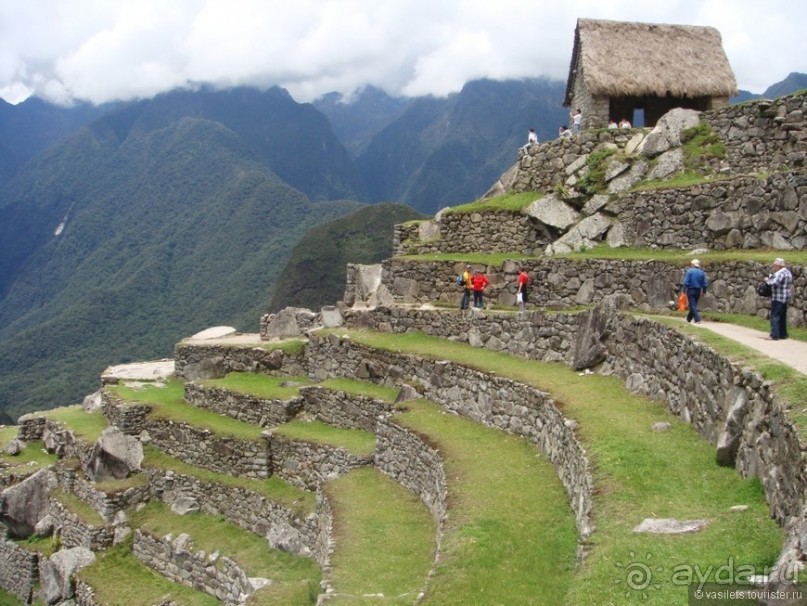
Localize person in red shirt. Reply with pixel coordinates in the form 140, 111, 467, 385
516, 268, 529, 312
471, 270, 490, 309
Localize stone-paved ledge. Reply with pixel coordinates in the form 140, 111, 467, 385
184, 382, 303, 428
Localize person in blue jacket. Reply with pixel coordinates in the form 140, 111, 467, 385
682, 259, 708, 324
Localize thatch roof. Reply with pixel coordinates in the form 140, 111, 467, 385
564, 18, 737, 105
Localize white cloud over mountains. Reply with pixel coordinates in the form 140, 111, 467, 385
1, 0, 804, 106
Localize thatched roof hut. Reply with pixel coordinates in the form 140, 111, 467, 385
564, 18, 737, 128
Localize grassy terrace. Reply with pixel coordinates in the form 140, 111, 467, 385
325, 467, 437, 605
273, 418, 376, 457
143, 446, 316, 516
399, 399, 576, 605
129, 500, 321, 605
325, 329, 783, 605
202, 372, 312, 399
77, 543, 223, 606
320, 376, 401, 402
108, 378, 264, 440
0, 430, 56, 479
28, 404, 109, 442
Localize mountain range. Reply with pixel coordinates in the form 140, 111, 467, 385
0, 73, 804, 422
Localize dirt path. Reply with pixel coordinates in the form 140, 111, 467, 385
693, 319, 807, 376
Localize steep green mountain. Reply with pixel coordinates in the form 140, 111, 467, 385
762, 72, 807, 99
0, 99, 362, 421
268, 202, 425, 312
355, 78, 568, 214
313, 86, 411, 159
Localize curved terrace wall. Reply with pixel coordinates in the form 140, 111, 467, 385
341, 305, 807, 582
305, 332, 595, 556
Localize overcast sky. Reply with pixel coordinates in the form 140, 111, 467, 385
1, 0, 805, 106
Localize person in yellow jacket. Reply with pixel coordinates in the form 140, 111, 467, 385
459, 264, 472, 309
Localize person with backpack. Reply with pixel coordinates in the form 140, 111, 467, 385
471, 269, 490, 309
459, 264, 472, 310
764, 257, 793, 340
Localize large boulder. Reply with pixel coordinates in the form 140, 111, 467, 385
525, 194, 581, 231
38, 547, 96, 604
85, 426, 144, 482
572, 305, 612, 371
640, 108, 701, 157
0, 469, 58, 538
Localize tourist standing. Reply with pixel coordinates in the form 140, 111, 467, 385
682, 259, 708, 324
571, 109, 582, 134
516, 268, 529, 312
765, 257, 793, 340
459, 264, 472, 310
471, 269, 490, 309
522, 128, 538, 152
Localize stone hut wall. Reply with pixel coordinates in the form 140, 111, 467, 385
143, 468, 319, 558
378, 257, 806, 327
299, 386, 396, 432
101, 393, 151, 435
174, 343, 308, 382
305, 333, 594, 552
268, 435, 373, 490
184, 383, 303, 428
0, 532, 39, 604
132, 528, 254, 605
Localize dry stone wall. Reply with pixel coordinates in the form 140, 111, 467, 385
269, 434, 373, 490
184, 382, 303, 428
306, 332, 594, 555
48, 498, 114, 551
144, 468, 319, 558
174, 342, 307, 381
377, 257, 806, 327
300, 386, 395, 432
0, 531, 38, 604
132, 528, 257, 605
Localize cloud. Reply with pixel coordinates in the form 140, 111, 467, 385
1, 0, 805, 106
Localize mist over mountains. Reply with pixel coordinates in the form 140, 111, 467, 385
0, 73, 803, 422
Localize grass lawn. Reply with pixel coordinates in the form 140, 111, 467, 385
397, 399, 577, 605
30, 404, 109, 441
129, 500, 321, 599
202, 372, 312, 399
329, 329, 784, 605
0, 439, 56, 478
108, 378, 265, 441
325, 466, 437, 605
273, 418, 376, 456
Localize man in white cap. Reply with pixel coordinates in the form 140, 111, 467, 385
764, 258, 793, 340
682, 258, 708, 324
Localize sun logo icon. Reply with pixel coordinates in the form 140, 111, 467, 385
613, 551, 664, 599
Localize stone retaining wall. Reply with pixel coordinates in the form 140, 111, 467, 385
101, 393, 151, 436
174, 342, 308, 381
374, 418, 447, 525
269, 434, 373, 490
67, 474, 150, 523
378, 257, 806, 327
300, 386, 396, 432
0, 531, 39, 604
132, 528, 256, 604
306, 333, 594, 555
184, 382, 303, 428
49, 498, 114, 551
143, 468, 319, 558
340, 304, 807, 581
394, 210, 543, 256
